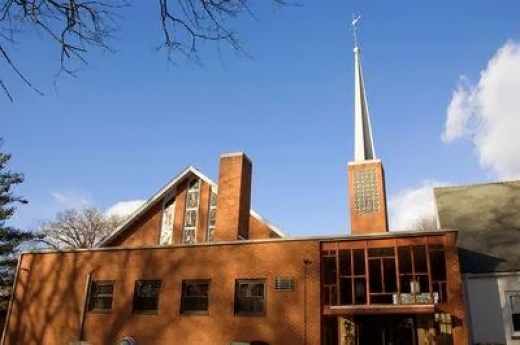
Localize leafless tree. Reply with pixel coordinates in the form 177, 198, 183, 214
37, 206, 123, 249
407, 215, 439, 232
1, 0, 293, 101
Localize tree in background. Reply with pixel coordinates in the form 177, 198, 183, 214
0, 139, 37, 310
37, 207, 124, 249
0, 0, 294, 101
407, 215, 439, 232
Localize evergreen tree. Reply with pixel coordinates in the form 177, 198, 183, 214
0, 139, 35, 309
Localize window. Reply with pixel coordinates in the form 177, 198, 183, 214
133, 280, 161, 313
159, 195, 175, 245
183, 179, 200, 244
235, 279, 266, 315
88, 280, 114, 311
507, 292, 520, 335
181, 280, 210, 314
207, 191, 217, 242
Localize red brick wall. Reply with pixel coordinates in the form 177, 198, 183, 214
4, 240, 320, 345
110, 203, 163, 247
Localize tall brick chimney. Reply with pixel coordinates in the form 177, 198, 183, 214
214, 152, 252, 241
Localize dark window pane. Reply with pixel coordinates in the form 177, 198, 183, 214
181, 280, 210, 314
323, 256, 337, 284
340, 278, 353, 305
235, 280, 265, 315
400, 274, 413, 293
383, 258, 397, 292
354, 278, 366, 304
368, 247, 395, 258
430, 249, 447, 281
353, 249, 365, 275
512, 313, 520, 332
417, 274, 430, 294
133, 280, 161, 313
369, 260, 382, 293
398, 247, 412, 273
88, 281, 114, 312
339, 250, 351, 276
413, 245, 428, 273
370, 294, 393, 304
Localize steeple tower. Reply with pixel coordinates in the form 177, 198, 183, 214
347, 15, 389, 234
352, 17, 376, 161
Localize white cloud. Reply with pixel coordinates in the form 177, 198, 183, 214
388, 180, 448, 231
443, 41, 520, 179
51, 190, 92, 209
105, 200, 145, 218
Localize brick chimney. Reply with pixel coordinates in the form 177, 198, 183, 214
214, 152, 252, 241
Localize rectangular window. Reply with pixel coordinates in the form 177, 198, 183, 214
181, 280, 210, 314
133, 280, 161, 313
235, 279, 266, 315
508, 292, 520, 335
88, 280, 114, 311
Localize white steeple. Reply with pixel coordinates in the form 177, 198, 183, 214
351, 15, 376, 161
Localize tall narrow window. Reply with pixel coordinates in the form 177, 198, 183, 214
133, 280, 161, 313
88, 280, 114, 312
159, 195, 175, 245
207, 191, 217, 242
183, 179, 200, 244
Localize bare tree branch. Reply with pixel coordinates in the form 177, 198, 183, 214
0, 0, 297, 102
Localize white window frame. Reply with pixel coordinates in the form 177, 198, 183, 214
506, 291, 520, 337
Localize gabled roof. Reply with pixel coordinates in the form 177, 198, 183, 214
435, 180, 520, 273
99, 166, 286, 247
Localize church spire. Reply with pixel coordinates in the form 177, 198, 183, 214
347, 15, 389, 235
352, 15, 376, 161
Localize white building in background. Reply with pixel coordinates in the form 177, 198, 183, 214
436, 181, 520, 345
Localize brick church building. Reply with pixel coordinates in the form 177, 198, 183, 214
2, 22, 469, 345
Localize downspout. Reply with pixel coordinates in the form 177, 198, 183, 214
78, 271, 94, 342
1, 254, 24, 345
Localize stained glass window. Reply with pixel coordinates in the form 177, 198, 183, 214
353, 168, 379, 214
207, 191, 217, 242
182, 179, 200, 244
159, 196, 175, 245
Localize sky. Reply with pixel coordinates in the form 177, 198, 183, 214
3, 0, 520, 237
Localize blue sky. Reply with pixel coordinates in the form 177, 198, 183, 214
3, 0, 520, 236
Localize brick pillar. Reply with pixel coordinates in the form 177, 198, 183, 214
348, 159, 389, 234
214, 152, 252, 241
